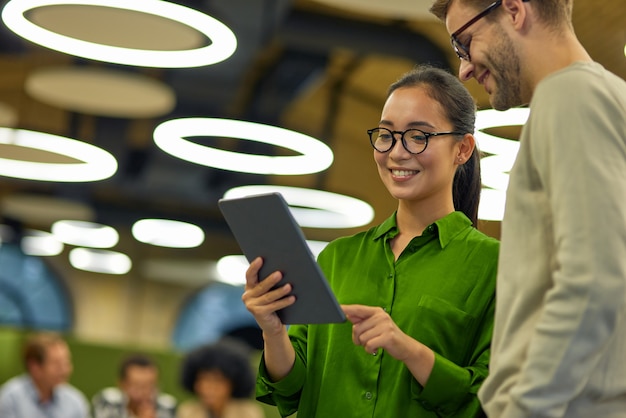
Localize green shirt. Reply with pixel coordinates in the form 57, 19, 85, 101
257, 211, 499, 417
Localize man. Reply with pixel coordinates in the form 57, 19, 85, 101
92, 354, 176, 418
430, 0, 626, 417
0, 332, 90, 417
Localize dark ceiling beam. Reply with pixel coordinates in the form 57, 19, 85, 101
278, 8, 451, 70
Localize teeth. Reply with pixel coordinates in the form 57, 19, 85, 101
392, 169, 417, 176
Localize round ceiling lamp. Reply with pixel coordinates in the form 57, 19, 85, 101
52, 220, 119, 248
132, 218, 204, 248
25, 66, 176, 118
216, 240, 329, 286
1, 193, 95, 226
1, 0, 237, 68
223, 185, 374, 229
153, 118, 334, 175
0, 128, 117, 182
475, 107, 529, 221
69, 247, 131, 274
21, 230, 64, 256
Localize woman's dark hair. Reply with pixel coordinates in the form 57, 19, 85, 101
388, 65, 481, 226
180, 338, 255, 399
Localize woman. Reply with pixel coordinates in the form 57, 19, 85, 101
176, 340, 264, 418
243, 65, 499, 417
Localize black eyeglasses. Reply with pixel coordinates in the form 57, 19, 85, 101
450, 0, 502, 61
367, 127, 464, 155
450, 0, 530, 61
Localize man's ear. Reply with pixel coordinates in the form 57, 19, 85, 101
501, 0, 529, 31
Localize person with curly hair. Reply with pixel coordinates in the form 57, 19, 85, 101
177, 339, 263, 418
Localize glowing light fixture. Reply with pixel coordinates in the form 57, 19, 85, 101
52, 220, 119, 248
475, 107, 529, 221
153, 118, 334, 175
216, 240, 329, 286
21, 230, 64, 256
132, 218, 205, 248
223, 185, 374, 229
0, 128, 117, 182
69, 247, 131, 274
1, 0, 237, 68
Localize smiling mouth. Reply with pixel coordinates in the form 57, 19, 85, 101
391, 169, 419, 177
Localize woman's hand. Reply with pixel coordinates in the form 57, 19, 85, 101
342, 304, 412, 359
342, 304, 435, 386
242, 257, 296, 337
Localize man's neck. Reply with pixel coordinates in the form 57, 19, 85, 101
524, 28, 592, 96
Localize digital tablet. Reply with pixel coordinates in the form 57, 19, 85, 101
218, 192, 346, 325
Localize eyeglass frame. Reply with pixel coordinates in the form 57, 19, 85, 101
450, 0, 531, 62
450, 0, 503, 61
367, 127, 465, 155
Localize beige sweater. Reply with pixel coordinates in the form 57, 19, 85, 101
478, 62, 626, 417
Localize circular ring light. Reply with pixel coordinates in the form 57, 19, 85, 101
132, 218, 205, 248
0, 128, 117, 182
21, 230, 64, 256
475, 108, 529, 221
223, 185, 374, 228
154, 118, 334, 175
69, 247, 131, 274
52, 220, 119, 248
1, 0, 237, 68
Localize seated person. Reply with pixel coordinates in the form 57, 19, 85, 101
0, 332, 90, 418
176, 339, 263, 418
92, 354, 176, 418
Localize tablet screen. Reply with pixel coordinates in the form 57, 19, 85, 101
218, 192, 345, 325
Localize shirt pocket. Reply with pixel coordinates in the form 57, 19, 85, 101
405, 294, 476, 363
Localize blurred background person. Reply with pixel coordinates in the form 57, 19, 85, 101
0, 332, 90, 418
177, 339, 263, 418
92, 354, 177, 418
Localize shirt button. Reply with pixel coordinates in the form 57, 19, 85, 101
427, 225, 434, 232
387, 273, 393, 279
365, 392, 373, 400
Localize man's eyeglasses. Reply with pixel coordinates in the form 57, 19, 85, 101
367, 127, 464, 155
450, 0, 503, 61
450, 0, 530, 61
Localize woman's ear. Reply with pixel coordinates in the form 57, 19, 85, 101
456, 133, 475, 164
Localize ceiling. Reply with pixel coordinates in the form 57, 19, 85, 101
0, 0, 624, 285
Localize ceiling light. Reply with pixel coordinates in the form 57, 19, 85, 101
0, 128, 117, 182
25, 66, 176, 118
223, 185, 374, 228
475, 108, 529, 221
132, 219, 205, 248
69, 247, 131, 274
153, 118, 334, 175
216, 240, 329, 286
52, 220, 119, 248
1, 0, 237, 68
21, 230, 64, 256
477, 188, 507, 222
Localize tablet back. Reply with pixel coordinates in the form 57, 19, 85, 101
218, 192, 345, 325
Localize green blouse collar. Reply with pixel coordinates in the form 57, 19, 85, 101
373, 211, 473, 248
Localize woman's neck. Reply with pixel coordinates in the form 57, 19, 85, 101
396, 199, 454, 236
